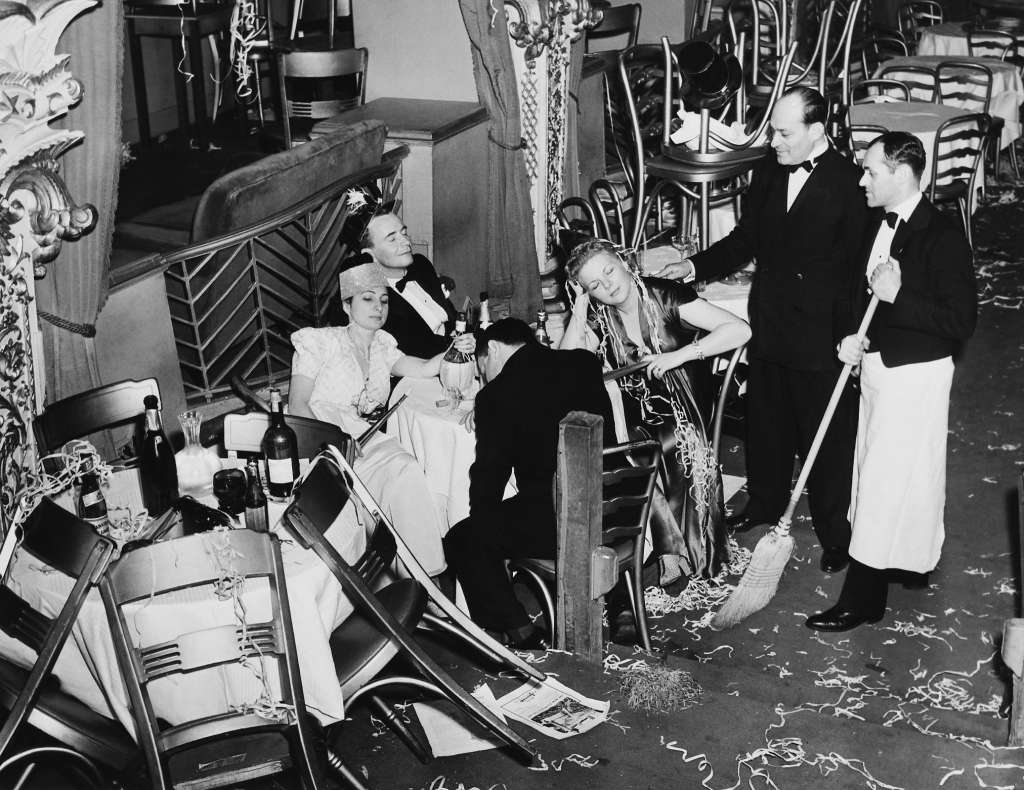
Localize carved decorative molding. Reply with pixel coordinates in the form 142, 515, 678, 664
0, 0, 97, 536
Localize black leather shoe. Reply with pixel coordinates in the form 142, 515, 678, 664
900, 571, 931, 590
820, 549, 849, 574
726, 511, 773, 534
505, 625, 549, 651
804, 605, 884, 632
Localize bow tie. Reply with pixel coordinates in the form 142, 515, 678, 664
783, 155, 820, 175
884, 211, 900, 229
394, 275, 411, 293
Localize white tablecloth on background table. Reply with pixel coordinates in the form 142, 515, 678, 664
0, 499, 366, 737
875, 54, 1024, 147
387, 377, 516, 530
918, 21, 974, 57
851, 101, 986, 213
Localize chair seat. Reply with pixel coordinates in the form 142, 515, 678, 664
330, 580, 427, 695
647, 153, 761, 183
515, 538, 636, 579
0, 658, 137, 772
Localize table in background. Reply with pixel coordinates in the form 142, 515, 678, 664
851, 101, 987, 212
875, 55, 1024, 147
918, 21, 975, 56
0, 497, 366, 736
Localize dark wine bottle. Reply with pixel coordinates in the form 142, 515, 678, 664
262, 388, 299, 501
139, 395, 178, 516
77, 471, 109, 529
243, 460, 269, 533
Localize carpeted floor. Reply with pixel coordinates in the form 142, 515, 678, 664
323, 178, 1024, 790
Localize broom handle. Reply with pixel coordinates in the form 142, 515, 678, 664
778, 295, 880, 530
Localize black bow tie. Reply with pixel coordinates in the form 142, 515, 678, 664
884, 211, 900, 229
394, 275, 411, 293
784, 154, 821, 175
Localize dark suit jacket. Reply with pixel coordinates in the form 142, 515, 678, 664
690, 148, 868, 371
854, 197, 977, 367
469, 343, 615, 522
382, 254, 456, 359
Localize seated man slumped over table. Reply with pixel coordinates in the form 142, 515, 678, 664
442, 318, 615, 649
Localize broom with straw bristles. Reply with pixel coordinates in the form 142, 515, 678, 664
711, 295, 880, 630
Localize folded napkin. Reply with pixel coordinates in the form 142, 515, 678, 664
670, 110, 767, 150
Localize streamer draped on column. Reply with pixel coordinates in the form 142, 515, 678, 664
458, 0, 541, 320
39, 0, 124, 402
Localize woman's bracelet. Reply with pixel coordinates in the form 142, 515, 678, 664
691, 340, 705, 361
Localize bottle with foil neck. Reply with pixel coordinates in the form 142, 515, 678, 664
478, 292, 491, 330
535, 310, 552, 347
443, 312, 475, 364
140, 395, 178, 516
244, 460, 269, 533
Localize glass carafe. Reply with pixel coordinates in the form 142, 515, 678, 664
174, 411, 222, 497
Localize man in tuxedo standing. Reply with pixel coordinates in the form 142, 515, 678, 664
806, 132, 976, 631
654, 87, 867, 574
361, 212, 456, 358
443, 318, 614, 648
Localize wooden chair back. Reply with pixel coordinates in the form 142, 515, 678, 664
276, 47, 368, 149
936, 60, 994, 114
586, 3, 641, 50
32, 378, 160, 454
850, 123, 889, 163
967, 28, 1017, 60
929, 112, 990, 194
852, 78, 912, 103
877, 63, 938, 101
100, 530, 324, 790
0, 499, 117, 758
897, 0, 943, 46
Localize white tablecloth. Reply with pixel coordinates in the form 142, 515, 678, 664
0, 501, 366, 736
387, 377, 516, 529
918, 21, 974, 57
875, 54, 1024, 146
851, 101, 986, 213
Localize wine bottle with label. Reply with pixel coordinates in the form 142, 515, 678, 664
262, 388, 299, 501
244, 460, 269, 533
535, 309, 552, 347
140, 395, 179, 516
78, 470, 109, 529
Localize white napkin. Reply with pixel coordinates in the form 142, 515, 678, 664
670, 110, 767, 149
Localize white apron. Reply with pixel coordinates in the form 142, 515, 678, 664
848, 352, 953, 573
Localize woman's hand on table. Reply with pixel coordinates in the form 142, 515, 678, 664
642, 350, 685, 380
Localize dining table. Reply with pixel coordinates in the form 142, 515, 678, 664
0, 469, 368, 738
874, 54, 1024, 147
850, 101, 987, 213
917, 21, 978, 57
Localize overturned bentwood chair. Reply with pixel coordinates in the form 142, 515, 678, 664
281, 447, 543, 765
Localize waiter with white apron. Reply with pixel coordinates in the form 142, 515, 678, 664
806, 131, 978, 633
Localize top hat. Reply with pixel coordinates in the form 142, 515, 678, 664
677, 41, 743, 111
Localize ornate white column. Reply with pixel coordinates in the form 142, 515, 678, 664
0, 0, 97, 536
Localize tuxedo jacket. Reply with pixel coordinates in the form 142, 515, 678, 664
691, 148, 868, 371
469, 343, 614, 522
382, 254, 456, 359
853, 197, 977, 367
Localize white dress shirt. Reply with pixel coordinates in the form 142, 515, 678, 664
388, 278, 449, 336
866, 192, 922, 280
786, 140, 831, 211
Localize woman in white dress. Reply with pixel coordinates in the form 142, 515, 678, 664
288, 258, 474, 577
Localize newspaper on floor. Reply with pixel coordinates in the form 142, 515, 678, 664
412, 684, 507, 757
496, 676, 609, 740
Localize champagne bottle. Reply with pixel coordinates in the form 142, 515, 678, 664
244, 460, 269, 533
77, 470, 109, 529
443, 312, 475, 364
478, 291, 491, 329
262, 388, 299, 500
535, 309, 552, 347
140, 395, 178, 516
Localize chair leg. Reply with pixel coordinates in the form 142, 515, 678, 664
624, 569, 652, 651
512, 566, 556, 641
1010, 140, 1021, 180
367, 695, 432, 764
958, 196, 971, 248
325, 747, 371, 790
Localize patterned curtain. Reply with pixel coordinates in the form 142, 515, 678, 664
39, 0, 124, 402
458, 0, 541, 320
